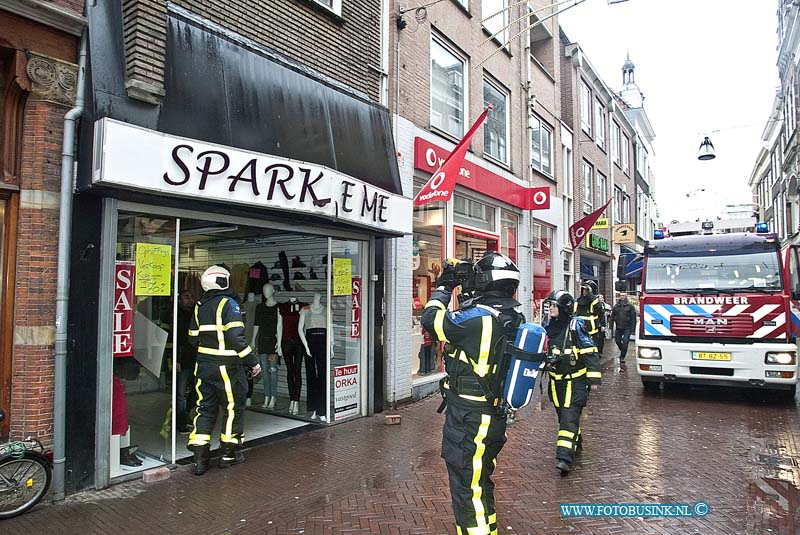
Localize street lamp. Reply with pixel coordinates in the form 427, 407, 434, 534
697, 136, 716, 161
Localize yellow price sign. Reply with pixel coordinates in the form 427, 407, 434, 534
333, 258, 352, 296
135, 243, 172, 296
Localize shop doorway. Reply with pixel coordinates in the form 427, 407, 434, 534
109, 211, 368, 479
454, 226, 499, 263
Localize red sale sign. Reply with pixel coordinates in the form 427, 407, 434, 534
113, 262, 135, 357
351, 277, 361, 338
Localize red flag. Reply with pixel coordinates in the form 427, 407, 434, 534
569, 198, 612, 249
414, 107, 491, 206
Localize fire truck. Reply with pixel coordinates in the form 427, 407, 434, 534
636, 218, 799, 397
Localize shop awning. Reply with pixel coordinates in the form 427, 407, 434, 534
620, 247, 643, 279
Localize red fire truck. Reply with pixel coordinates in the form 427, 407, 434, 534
636, 219, 799, 397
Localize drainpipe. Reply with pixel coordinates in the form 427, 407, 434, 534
53, 29, 87, 502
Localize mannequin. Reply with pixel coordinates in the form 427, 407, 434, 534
243, 292, 258, 406
298, 293, 328, 421
253, 284, 282, 410
279, 295, 308, 415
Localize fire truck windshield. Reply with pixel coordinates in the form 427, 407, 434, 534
644, 250, 782, 293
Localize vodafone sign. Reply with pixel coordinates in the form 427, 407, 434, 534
413, 138, 550, 210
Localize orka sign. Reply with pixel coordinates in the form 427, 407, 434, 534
586, 233, 609, 252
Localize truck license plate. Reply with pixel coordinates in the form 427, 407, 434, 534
693, 352, 731, 361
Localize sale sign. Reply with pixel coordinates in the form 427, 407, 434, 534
351, 277, 361, 338
113, 262, 135, 357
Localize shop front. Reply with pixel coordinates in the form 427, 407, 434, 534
65, 4, 408, 492
579, 232, 611, 296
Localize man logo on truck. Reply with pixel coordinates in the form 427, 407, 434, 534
692, 318, 729, 326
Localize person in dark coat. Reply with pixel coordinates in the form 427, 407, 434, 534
611, 293, 638, 368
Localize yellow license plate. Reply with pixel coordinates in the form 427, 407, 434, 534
693, 352, 731, 361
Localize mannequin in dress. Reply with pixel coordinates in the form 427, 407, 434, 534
243, 292, 258, 406
252, 284, 282, 409
298, 292, 327, 421
279, 295, 308, 415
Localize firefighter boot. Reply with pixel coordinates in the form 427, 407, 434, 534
218, 443, 245, 468
556, 460, 571, 477
192, 444, 210, 476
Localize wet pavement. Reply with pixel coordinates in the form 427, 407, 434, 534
5, 349, 800, 534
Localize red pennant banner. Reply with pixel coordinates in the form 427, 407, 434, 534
569, 198, 612, 249
414, 107, 491, 206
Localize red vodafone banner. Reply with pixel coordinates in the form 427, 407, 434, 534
414, 138, 550, 210
569, 198, 612, 249
414, 107, 491, 206
113, 261, 135, 357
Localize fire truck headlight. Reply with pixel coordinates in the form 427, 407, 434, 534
638, 347, 662, 360
765, 352, 796, 365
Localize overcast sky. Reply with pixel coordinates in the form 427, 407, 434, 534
559, 0, 779, 225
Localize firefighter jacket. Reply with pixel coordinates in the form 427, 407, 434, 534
545, 315, 601, 385
189, 289, 258, 368
422, 289, 524, 411
573, 294, 606, 336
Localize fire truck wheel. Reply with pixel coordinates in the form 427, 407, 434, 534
641, 378, 661, 392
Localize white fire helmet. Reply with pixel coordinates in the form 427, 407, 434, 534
200, 265, 230, 292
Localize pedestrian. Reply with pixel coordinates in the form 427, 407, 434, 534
573, 280, 606, 353
544, 290, 601, 476
611, 293, 638, 368
422, 252, 525, 535
187, 265, 261, 475
597, 293, 612, 354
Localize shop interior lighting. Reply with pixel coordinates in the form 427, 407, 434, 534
181, 225, 239, 236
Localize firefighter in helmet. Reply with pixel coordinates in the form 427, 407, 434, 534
574, 280, 606, 351
187, 265, 261, 475
544, 290, 601, 476
421, 252, 525, 535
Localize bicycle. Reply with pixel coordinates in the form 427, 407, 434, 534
0, 409, 52, 519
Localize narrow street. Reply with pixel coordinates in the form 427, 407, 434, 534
5, 350, 799, 534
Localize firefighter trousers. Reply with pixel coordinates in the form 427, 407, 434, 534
188, 361, 248, 447
548, 377, 589, 465
441, 401, 507, 535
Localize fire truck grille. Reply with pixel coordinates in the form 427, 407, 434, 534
670, 316, 754, 337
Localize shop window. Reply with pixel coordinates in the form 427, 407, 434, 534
531, 115, 553, 177
501, 211, 519, 263
484, 78, 508, 164
431, 36, 466, 139
454, 194, 496, 232
532, 222, 553, 323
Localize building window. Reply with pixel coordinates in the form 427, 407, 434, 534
623, 194, 630, 223
482, 0, 508, 45
582, 161, 593, 214
531, 116, 553, 176
484, 79, 508, 163
596, 172, 607, 216
613, 187, 622, 223
454, 194, 496, 232
310, 0, 342, 16
611, 121, 620, 165
431, 36, 466, 138
562, 144, 573, 197
580, 80, 592, 135
621, 134, 630, 173
637, 143, 647, 175
501, 211, 519, 263
594, 99, 606, 150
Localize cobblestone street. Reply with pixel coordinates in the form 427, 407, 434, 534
5, 351, 800, 534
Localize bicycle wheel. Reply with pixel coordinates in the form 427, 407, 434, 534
0, 452, 52, 519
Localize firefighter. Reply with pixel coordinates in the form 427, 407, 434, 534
544, 290, 601, 476
422, 252, 525, 535
187, 265, 261, 475
573, 280, 606, 352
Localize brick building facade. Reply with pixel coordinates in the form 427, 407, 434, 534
0, 1, 85, 441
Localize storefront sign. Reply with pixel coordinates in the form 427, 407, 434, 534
134, 243, 172, 296
351, 277, 361, 338
413, 137, 550, 210
93, 119, 412, 235
586, 234, 609, 253
614, 223, 636, 243
334, 364, 360, 420
592, 218, 609, 229
333, 258, 352, 296
113, 262, 135, 358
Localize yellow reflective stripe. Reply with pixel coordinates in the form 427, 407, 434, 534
558, 430, 575, 439
219, 365, 236, 444
475, 316, 492, 377
564, 380, 572, 408
557, 440, 574, 449
466, 527, 491, 535
456, 527, 464, 535
425, 300, 447, 310
470, 415, 491, 532
198, 347, 239, 356
587, 371, 602, 379
188, 363, 207, 445
550, 378, 559, 407
195, 322, 244, 332
459, 393, 488, 402
488, 513, 496, 524
433, 310, 449, 342
575, 347, 596, 354
216, 300, 227, 350
238, 346, 253, 358
548, 368, 588, 380
459, 351, 470, 364
188, 329, 200, 336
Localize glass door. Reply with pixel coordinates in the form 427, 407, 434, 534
329, 238, 368, 422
